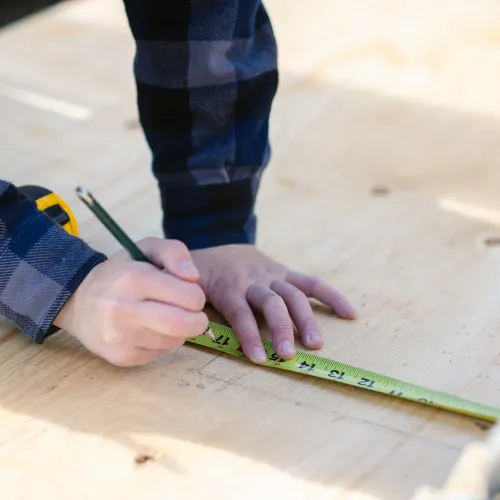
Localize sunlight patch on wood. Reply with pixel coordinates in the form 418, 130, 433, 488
438, 197, 500, 227
0, 81, 93, 121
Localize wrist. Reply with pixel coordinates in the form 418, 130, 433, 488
52, 260, 102, 337
53, 290, 77, 332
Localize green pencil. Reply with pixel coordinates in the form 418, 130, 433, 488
75, 186, 215, 341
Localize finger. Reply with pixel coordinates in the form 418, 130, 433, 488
136, 237, 200, 281
246, 283, 296, 360
270, 280, 323, 350
212, 290, 267, 364
129, 267, 206, 311
286, 271, 357, 319
137, 302, 209, 339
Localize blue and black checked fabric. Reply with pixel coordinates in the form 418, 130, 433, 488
0, 181, 107, 342
0, 0, 279, 343
125, 0, 279, 249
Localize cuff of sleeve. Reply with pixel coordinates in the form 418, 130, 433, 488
158, 178, 259, 250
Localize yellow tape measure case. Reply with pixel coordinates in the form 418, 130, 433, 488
18, 185, 79, 236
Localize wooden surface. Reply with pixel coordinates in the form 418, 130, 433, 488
1, 0, 500, 498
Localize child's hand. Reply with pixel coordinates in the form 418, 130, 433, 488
55, 237, 208, 366
191, 244, 356, 364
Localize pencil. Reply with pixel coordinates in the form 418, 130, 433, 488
75, 186, 215, 341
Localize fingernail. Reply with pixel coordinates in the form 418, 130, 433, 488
251, 347, 267, 363
179, 260, 198, 277
280, 340, 295, 356
341, 300, 357, 319
307, 331, 322, 347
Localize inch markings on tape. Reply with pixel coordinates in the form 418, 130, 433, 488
187, 322, 500, 423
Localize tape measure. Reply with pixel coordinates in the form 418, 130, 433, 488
187, 322, 500, 423
18, 185, 79, 236
27, 184, 499, 423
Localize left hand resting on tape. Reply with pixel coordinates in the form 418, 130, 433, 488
191, 244, 357, 364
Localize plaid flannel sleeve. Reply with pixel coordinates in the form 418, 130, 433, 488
0, 181, 107, 343
122, 0, 279, 249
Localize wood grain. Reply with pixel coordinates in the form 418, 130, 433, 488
1, 0, 500, 498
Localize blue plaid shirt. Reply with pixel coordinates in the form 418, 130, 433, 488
0, 0, 278, 343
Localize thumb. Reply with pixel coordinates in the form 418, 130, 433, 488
135, 237, 200, 281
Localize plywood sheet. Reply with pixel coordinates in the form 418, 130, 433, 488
1, 0, 500, 498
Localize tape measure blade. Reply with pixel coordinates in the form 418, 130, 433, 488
186, 322, 500, 422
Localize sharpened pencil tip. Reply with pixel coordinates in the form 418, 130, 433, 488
75, 186, 94, 205
204, 326, 215, 341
